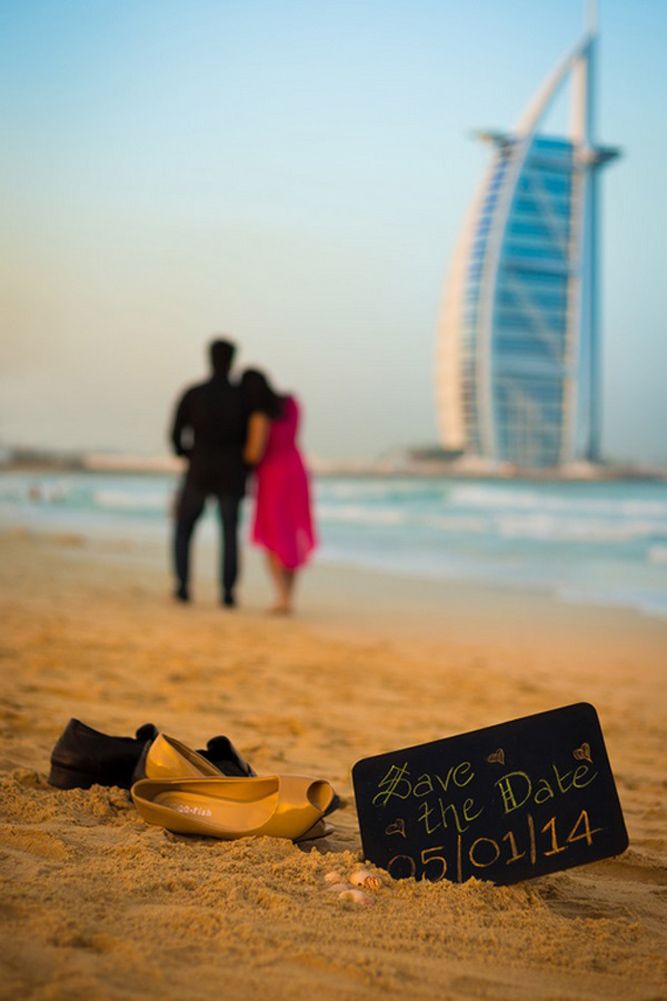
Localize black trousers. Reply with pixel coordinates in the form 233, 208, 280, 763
173, 477, 242, 597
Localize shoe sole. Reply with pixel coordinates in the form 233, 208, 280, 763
48, 762, 98, 789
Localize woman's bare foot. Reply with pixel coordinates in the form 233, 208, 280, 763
268, 602, 292, 616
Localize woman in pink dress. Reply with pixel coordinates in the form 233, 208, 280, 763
241, 370, 316, 614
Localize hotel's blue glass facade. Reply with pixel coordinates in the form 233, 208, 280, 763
437, 27, 619, 469
491, 137, 573, 467
461, 156, 509, 457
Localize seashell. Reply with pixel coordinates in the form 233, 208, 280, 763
324, 870, 345, 885
338, 888, 373, 906
327, 882, 351, 893
349, 868, 383, 890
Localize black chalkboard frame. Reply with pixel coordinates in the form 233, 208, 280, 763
352, 703, 629, 886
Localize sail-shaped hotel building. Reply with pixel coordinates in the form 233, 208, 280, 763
436, 10, 619, 468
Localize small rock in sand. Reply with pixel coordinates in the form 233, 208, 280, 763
338, 888, 373, 906
324, 870, 345, 885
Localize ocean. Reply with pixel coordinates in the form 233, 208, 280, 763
2, 470, 667, 620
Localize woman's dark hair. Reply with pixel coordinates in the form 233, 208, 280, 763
241, 369, 285, 419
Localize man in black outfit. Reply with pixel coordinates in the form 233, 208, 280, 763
170, 338, 248, 606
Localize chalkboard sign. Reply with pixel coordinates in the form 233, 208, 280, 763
352, 703, 628, 886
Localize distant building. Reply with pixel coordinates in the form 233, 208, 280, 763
436, 8, 619, 468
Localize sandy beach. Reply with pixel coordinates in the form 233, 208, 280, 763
1, 527, 666, 1001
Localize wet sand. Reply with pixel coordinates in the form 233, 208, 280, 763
1, 528, 666, 1001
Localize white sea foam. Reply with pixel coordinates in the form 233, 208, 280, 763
316, 503, 408, 526
449, 483, 667, 517
495, 514, 667, 543
648, 545, 667, 565
93, 489, 169, 512
319, 501, 667, 543
423, 515, 489, 533
320, 479, 427, 500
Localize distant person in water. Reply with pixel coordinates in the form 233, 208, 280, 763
170, 338, 248, 606
242, 369, 316, 614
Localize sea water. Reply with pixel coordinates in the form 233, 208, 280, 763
1, 470, 666, 620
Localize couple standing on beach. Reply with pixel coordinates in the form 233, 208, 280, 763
170, 338, 316, 614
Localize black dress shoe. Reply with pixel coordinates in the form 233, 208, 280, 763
48, 719, 158, 790
197, 736, 256, 777
221, 592, 236, 608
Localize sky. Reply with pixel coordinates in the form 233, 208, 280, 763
1, 0, 666, 463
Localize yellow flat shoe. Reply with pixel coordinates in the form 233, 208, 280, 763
131, 775, 335, 841
141, 733, 221, 780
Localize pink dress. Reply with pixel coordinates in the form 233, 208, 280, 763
251, 396, 316, 569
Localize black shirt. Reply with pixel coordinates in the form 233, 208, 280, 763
171, 376, 248, 496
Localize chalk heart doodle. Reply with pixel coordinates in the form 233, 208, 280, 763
486, 748, 505, 765
573, 742, 592, 764
385, 818, 406, 838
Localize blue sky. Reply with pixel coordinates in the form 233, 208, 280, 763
1, 0, 666, 462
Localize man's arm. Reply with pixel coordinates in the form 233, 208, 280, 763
170, 390, 192, 457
